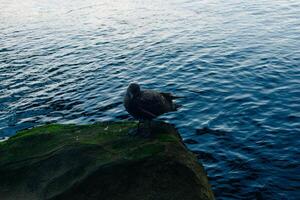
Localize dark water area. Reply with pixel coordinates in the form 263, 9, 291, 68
1, 0, 300, 199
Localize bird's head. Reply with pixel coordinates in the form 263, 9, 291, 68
127, 83, 141, 99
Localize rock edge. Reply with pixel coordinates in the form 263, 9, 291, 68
0, 121, 214, 200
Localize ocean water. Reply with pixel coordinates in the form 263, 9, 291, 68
1, 0, 300, 199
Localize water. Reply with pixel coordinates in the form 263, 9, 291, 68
1, 0, 300, 199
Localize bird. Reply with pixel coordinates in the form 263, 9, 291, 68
124, 83, 182, 135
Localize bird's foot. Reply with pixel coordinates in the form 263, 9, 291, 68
128, 127, 151, 138
140, 129, 151, 138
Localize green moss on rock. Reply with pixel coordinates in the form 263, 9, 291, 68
0, 121, 214, 200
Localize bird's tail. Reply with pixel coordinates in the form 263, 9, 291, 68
174, 103, 182, 111
171, 95, 185, 99
160, 92, 185, 100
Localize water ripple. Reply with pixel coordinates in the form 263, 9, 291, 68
1, 0, 300, 199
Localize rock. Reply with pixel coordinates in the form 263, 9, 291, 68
0, 121, 214, 200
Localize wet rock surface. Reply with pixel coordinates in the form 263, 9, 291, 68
0, 121, 214, 200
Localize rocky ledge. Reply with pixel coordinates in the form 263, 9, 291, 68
0, 121, 214, 200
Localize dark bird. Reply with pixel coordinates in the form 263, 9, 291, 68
124, 83, 182, 135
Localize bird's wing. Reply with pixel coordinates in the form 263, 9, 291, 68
138, 90, 170, 117
160, 92, 183, 111
160, 92, 174, 103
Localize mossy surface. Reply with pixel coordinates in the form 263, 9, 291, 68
0, 121, 214, 200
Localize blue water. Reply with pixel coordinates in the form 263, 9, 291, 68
1, 0, 300, 199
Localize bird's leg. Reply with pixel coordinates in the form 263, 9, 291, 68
148, 120, 152, 131
137, 121, 141, 133
128, 121, 140, 136
140, 120, 151, 138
